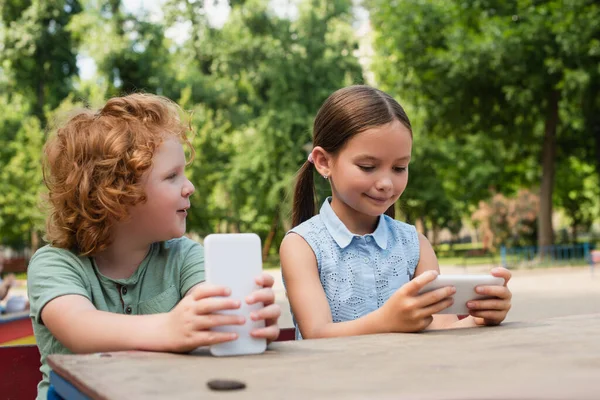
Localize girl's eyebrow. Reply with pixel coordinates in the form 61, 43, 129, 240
354, 154, 412, 162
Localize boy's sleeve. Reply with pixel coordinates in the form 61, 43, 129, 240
27, 247, 91, 325
179, 238, 205, 297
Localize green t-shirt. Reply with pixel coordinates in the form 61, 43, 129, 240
27, 236, 204, 400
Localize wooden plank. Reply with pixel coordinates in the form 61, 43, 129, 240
48, 314, 600, 400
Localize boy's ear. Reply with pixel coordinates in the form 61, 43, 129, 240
311, 146, 331, 179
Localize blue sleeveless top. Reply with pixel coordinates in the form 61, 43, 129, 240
287, 198, 420, 339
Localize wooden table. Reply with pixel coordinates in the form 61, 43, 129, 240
49, 314, 600, 399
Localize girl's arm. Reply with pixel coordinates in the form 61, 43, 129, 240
280, 233, 454, 338
414, 234, 512, 329
41, 284, 245, 354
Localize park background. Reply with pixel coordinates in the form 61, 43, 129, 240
1, 0, 600, 273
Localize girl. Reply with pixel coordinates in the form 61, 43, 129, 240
28, 93, 281, 399
280, 85, 511, 339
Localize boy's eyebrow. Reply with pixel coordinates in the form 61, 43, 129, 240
354, 154, 411, 162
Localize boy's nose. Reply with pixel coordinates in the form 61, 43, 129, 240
182, 179, 195, 197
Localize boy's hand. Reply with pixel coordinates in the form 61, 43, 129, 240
467, 267, 512, 326
378, 270, 456, 333
246, 273, 281, 343
165, 284, 244, 353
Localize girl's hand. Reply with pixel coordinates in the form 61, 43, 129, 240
467, 267, 512, 326
165, 284, 244, 353
378, 270, 456, 333
246, 273, 281, 343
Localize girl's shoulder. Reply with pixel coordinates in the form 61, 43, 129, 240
288, 214, 326, 236
381, 216, 419, 243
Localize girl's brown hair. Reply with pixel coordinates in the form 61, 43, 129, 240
292, 85, 412, 228
43, 93, 194, 256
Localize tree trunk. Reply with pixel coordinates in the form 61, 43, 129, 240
415, 217, 425, 235
538, 90, 560, 253
31, 230, 39, 252
262, 209, 279, 261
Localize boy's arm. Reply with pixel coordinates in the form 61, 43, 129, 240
280, 234, 396, 338
41, 284, 244, 354
41, 295, 173, 353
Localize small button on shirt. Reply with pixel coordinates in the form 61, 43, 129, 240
287, 198, 420, 339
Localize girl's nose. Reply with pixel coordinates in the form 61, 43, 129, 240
375, 177, 393, 192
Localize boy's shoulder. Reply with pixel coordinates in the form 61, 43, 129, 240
164, 236, 202, 251
29, 244, 85, 268
162, 236, 204, 261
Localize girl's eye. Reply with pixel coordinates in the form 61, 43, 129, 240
358, 165, 375, 171
394, 167, 407, 173
166, 173, 177, 180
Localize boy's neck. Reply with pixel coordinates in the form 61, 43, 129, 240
93, 238, 152, 280
329, 197, 379, 236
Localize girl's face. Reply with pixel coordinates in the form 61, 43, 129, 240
128, 137, 195, 242
320, 120, 412, 228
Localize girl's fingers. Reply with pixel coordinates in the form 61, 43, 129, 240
490, 267, 512, 285
467, 298, 511, 311
195, 297, 241, 315
246, 288, 275, 305
468, 310, 505, 322
419, 297, 454, 318
250, 303, 281, 322
416, 286, 456, 308
475, 285, 512, 300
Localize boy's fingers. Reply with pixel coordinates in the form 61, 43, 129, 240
196, 331, 238, 346
192, 284, 231, 300
250, 324, 280, 340
246, 288, 275, 305
195, 298, 241, 315
403, 270, 439, 296
196, 314, 245, 330
250, 304, 281, 321
255, 273, 275, 288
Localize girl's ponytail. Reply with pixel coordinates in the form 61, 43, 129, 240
292, 161, 317, 227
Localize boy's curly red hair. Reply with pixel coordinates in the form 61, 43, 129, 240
43, 93, 194, 256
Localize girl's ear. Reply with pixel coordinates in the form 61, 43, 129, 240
311, 146, 332, 180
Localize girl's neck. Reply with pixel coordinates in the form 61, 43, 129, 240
329, 197, 379, 236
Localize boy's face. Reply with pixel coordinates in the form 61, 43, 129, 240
128, 137, 195, 242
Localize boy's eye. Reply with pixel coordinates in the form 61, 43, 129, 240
358, 165, 375, 171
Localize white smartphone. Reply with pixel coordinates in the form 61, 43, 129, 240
418, 274, 505, 315
204, 233, 267, 356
